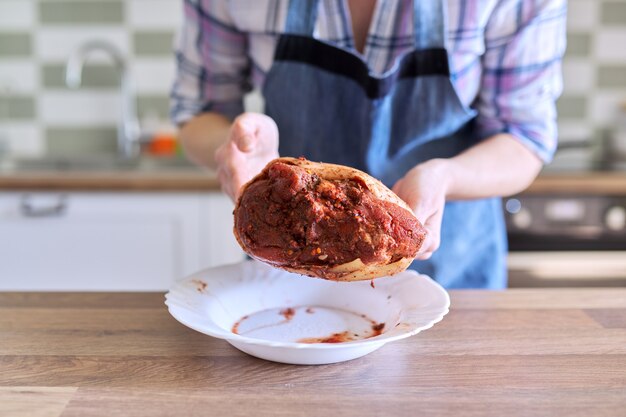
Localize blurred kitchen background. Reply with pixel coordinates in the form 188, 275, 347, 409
0, 0, 624, 290
0, 0, 182, 159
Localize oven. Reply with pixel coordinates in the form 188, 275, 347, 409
504, 195, 626, 287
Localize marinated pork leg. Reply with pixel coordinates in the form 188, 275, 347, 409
234, 157, 426, 281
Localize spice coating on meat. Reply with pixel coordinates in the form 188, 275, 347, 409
234, 160, 426, 277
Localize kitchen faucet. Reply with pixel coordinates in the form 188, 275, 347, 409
65, 40, 140, 159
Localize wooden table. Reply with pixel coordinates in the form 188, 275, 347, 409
1, 290, 625, 417
2, 170, 626, 195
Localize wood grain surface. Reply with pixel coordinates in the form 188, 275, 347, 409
1, 170, 625, 194
0, 290, 624, 417
0, 171, 219, 191
523, 172, 626, 195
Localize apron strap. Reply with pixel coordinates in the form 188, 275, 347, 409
413, 0, 446, 49
285, 0, 319, 36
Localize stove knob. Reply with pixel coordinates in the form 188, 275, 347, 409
512, 207, 532, 229
505, 198, 522, 214
605, 206, 626, 231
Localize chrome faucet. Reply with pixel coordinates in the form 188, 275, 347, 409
65, 40, 140, 159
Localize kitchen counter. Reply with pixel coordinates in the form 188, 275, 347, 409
0, 170, 220, 191
524, 171, 626, 195
0, 168, 625, 194
1, 290, 624, 417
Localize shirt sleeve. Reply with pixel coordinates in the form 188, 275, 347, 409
170, 0, 251, 125
475, 0, 567, 163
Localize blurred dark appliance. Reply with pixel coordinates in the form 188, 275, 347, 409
504, 195, 626, 287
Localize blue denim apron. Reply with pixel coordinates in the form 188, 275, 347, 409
261, 0, 506, 289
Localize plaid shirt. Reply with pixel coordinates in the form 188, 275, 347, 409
171, 0, 566, 162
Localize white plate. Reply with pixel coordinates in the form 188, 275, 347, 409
165, 260, 449, 365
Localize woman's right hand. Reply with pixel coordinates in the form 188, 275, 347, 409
215, 112, 279, 201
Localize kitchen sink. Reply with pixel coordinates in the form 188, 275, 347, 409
0, 155, 198, 173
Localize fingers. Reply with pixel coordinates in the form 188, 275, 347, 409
393, 177, 444, 260
216, 115, 259, 200
215, 142, 246, 201
216, 165, 233, 201
391, 179, 402, 196
217, 165, 246, 201
232, 112, 280, 155
215, 113, 280, 202
415, 207, 444, 260
392, 178, 423, 214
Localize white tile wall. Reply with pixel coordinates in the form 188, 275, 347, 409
594, 29, 626, 62
567, 0, 599, 31
0, 0, 624, 163
40, 92, 120, 125
0, 1, 182, 157
593, 30, 626, 64
562, 59, 596, 94
589, 92, 626, 125
131, 58, 176, 94
557, 121, 595, 143
0, 1, 36, 30
126, 0, 182, 29
0, 61, 39, 93
35, 28, 131, 62
0, 123, 45, 155
556, 0, 626, 171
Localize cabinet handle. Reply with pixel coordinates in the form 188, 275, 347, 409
20, 195, 67, 218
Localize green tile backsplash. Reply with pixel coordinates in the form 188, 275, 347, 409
0, 96, 36, 120
557, 96, 587, 120
0, 33, 32, 56
0, 1, 179, 157
597, 66, 626, 88
42, 64, 120, 89
600, 1, 626, 25
1, 0, 626, 159
46, 127, 118, 156
133, 32, 175, 56
39, 1, 124, 24
566, 33, 592, 57
137, 96, 171, 119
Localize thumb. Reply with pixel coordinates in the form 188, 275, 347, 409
231, 120, 257, 152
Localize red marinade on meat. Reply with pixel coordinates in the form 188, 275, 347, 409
234, 160, 424, 270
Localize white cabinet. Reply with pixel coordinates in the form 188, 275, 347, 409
0, 191, 244, 291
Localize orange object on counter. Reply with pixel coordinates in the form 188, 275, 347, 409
148, 133, 177, 156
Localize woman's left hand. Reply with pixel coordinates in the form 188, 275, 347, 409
392, 159, 451, 260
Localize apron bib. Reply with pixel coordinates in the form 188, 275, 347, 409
261, 0, 507, 289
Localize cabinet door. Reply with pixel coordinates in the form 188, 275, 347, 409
0, 192, 203, 291
200, 193, 245, 266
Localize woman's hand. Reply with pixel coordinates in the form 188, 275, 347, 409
392, 159, 451, 260
215, 112, 279, 201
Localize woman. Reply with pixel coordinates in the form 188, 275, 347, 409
171, 0, 566, 288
